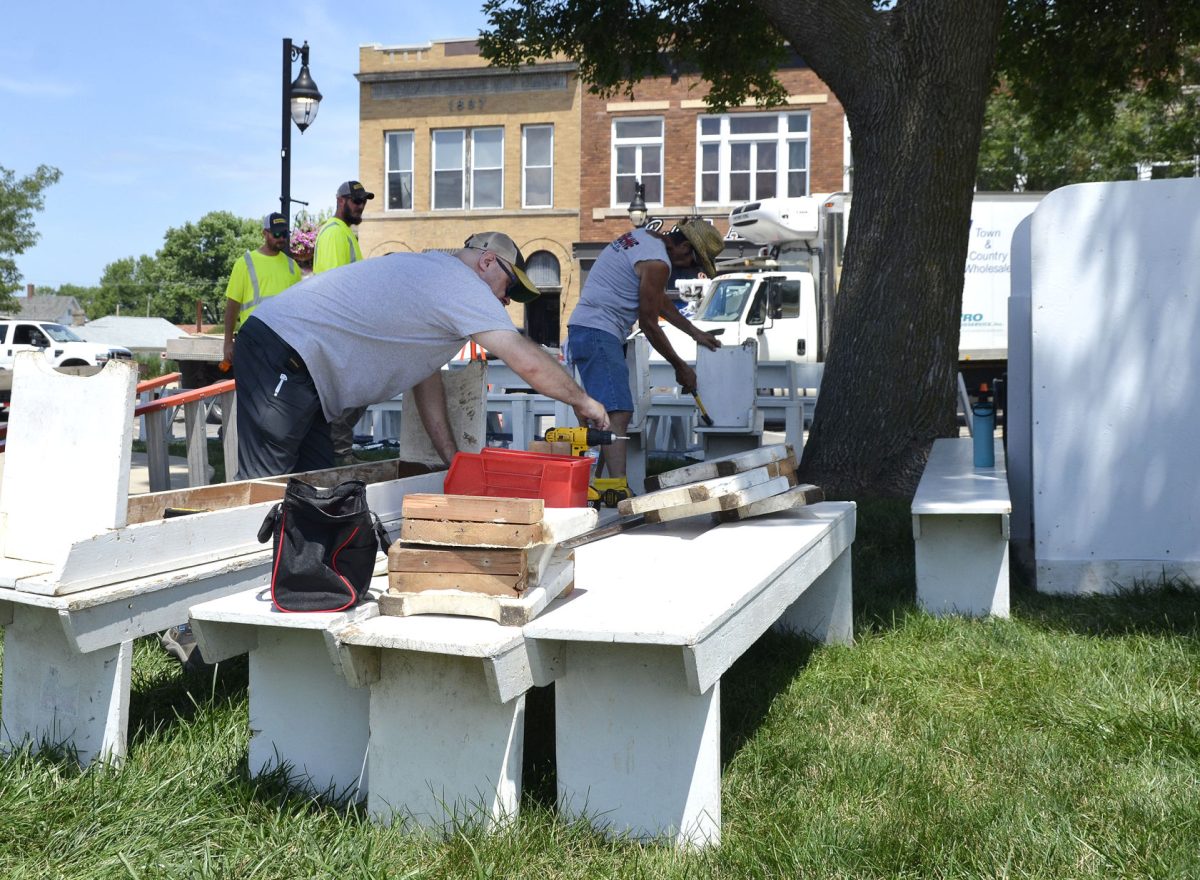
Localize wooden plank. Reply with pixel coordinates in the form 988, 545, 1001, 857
617, 467, 775, 517
388, 546, 526, 575
402, 493, 544, 525
644, 475, 792, 524
643, 444, 793, 491
400, 519, 544, 547
716, 483, 825, 522
387, 570, 526, 596
397, 506, 597, 549
379, 553, 573, 626
558, 514, 648, 550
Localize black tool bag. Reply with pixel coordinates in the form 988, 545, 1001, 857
257, 478, 392, 613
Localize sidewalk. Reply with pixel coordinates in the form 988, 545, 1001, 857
0, 450, 195, 495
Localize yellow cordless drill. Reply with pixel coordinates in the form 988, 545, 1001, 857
543, 426, 631, 508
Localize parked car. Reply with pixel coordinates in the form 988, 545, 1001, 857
0, 319, 133, 420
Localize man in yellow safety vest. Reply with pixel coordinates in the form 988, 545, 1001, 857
223, 213, 302, 367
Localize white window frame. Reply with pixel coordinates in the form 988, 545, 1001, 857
522, 124, 554, 208
696, 111, 811, 205
432, 129, 466, 210
470, 127, 504, 209
385, 130, 414, 211
611, 116, 664, 208
431, 127, 506, 210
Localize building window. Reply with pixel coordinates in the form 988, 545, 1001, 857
523, 125, 554, 208
524, 250, 562, 347
471, 128, 504, 209
433, 130, 465, 209
697, 112, 810, 204
612, 117, 663, 207
385, 131, 413, 210
432, 127, 505, 210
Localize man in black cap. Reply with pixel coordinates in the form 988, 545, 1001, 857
314, 180, 375, 462
313, 180, 373, 273
222, 213, 302, 367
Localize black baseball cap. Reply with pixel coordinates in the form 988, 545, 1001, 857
336, 180, 375, 201
262, 213, 289, 236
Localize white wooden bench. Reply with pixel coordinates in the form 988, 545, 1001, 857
185, 501, 854, 848
912, 437, 1011, 617
524, 500, 855, 847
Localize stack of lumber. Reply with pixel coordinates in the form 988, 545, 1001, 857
619, 444, 824, 523
380, 493, 597, 625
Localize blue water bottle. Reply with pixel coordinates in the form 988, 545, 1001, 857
972, 384, 995, 468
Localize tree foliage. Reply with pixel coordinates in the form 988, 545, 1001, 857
979, 47, 1200, 191
0, 164, 62, 311
93, 212, 260, 324
480, 0, 1200, 496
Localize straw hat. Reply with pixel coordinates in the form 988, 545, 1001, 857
677, 219, 725, 277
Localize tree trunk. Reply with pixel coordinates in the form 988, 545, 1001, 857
756, 0, 1006, 497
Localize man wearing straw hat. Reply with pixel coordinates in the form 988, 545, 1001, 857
567, 219, 725, 495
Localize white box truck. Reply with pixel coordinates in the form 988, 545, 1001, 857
637, 192, 1042, 391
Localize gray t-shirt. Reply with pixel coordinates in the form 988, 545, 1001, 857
253, 252, 515, 420
568, 228, 669, 341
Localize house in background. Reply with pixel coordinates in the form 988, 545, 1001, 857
355, 39, 582, 348
3, 286, 86, 326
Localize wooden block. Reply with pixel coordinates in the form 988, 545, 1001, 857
716, 483, 826, 522
397, 506, 598, 549
400, 519, 544, 547
643, 444, 793, 491
644, 475, 792, 524
379, 553, 574, 625
765, 456, 798, 480
387, 570, 526, 596
617, 466, 775, 517
401, 493, 544, 524
388, 545, 526, 575
528, 440, 574, 457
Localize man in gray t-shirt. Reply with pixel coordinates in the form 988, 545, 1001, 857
233, 231, 608, 479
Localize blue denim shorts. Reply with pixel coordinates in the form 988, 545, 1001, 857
567, 325, 634, 413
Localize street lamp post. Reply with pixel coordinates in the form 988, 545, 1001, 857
627, 179, 648, 228
280, 38, 322, 221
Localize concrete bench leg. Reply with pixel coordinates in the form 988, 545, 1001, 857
775, 546, 854, 644
366, 651, 525, 831
914, 514, 1010, 618
248, 628, 370, 801
555, 642, 720, 848
0, 604, 131, 767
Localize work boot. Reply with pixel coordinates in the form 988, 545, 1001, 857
160, 623, 211, 674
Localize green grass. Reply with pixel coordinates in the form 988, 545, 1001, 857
2, 498, 1199, 878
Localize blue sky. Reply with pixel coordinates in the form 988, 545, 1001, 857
1, 1, 492, 290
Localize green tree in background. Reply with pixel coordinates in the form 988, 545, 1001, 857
481, 0, 1200, 495
979, 48, 1200, 191
0, 164, 62, 312
92, 212, 260, 324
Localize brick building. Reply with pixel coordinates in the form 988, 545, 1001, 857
355, 40, 846, 346
356, 40, 582, 346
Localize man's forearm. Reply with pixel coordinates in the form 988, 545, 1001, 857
639, 316, 688, 369
410, 373, 457, 465
513, 346, 590, 405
